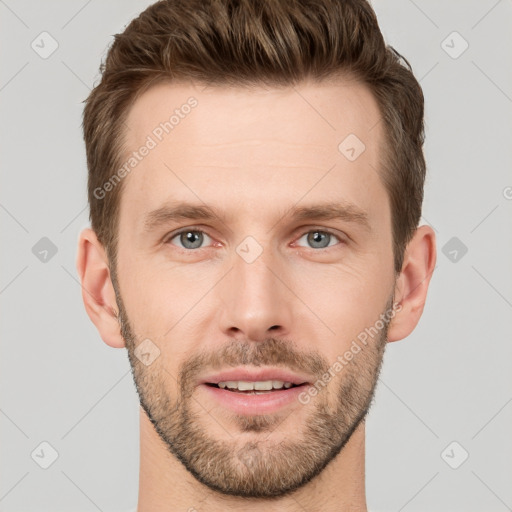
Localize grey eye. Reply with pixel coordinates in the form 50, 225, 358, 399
296, 230, 340, 249
170, 230, 212, 250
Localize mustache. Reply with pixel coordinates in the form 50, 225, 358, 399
179, 337, 329, 388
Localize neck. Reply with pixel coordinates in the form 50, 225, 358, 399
136, 407, 368, 512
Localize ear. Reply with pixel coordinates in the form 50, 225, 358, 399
387, 225, 437, 342
76, 227, 126, 348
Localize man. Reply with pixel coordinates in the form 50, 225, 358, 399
76, 0, 436, 510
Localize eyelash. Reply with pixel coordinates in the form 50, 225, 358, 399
163, 227, 346, 251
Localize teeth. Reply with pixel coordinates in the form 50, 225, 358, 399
217, 380, 296, 390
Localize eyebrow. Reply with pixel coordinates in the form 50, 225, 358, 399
143, 200, 371, 233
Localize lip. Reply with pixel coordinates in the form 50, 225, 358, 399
198, 367, 313, 386
199, 382, 310, 415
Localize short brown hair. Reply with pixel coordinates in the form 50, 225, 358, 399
82, 0, 425, 274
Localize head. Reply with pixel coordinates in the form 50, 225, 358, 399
77, 0, 436, 500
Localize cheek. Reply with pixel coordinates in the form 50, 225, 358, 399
119, 258, 221, 350
295, 261, 392, 350
115, 252, 176, 338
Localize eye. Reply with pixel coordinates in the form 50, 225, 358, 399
164, 227, 344, 252
165, 229, 213, 250
295, 229, 344, 250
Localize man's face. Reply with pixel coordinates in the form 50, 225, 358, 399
113, 79, 397, 498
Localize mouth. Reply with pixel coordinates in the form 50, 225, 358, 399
198, 367, 313, 389
203, 381, 308, 394
197, 368, 313, 414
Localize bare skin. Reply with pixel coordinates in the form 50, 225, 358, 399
76, 78, 436, 511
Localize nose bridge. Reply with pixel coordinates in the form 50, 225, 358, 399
218, 234, 292, 340
235, 237, 276, 295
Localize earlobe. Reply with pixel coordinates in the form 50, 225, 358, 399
76, 228, 126, 349
387, 225, 437, 343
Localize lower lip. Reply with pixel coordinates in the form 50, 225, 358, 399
199, 384, 309, 415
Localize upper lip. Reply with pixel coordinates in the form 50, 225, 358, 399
199, 367, 313, 386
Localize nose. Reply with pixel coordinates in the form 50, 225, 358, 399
217, 243, 293, 342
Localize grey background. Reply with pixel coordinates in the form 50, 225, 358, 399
1, 1, 511, 511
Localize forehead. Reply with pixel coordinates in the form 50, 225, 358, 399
123, 78, 381, 156
119, 79, 386, 231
